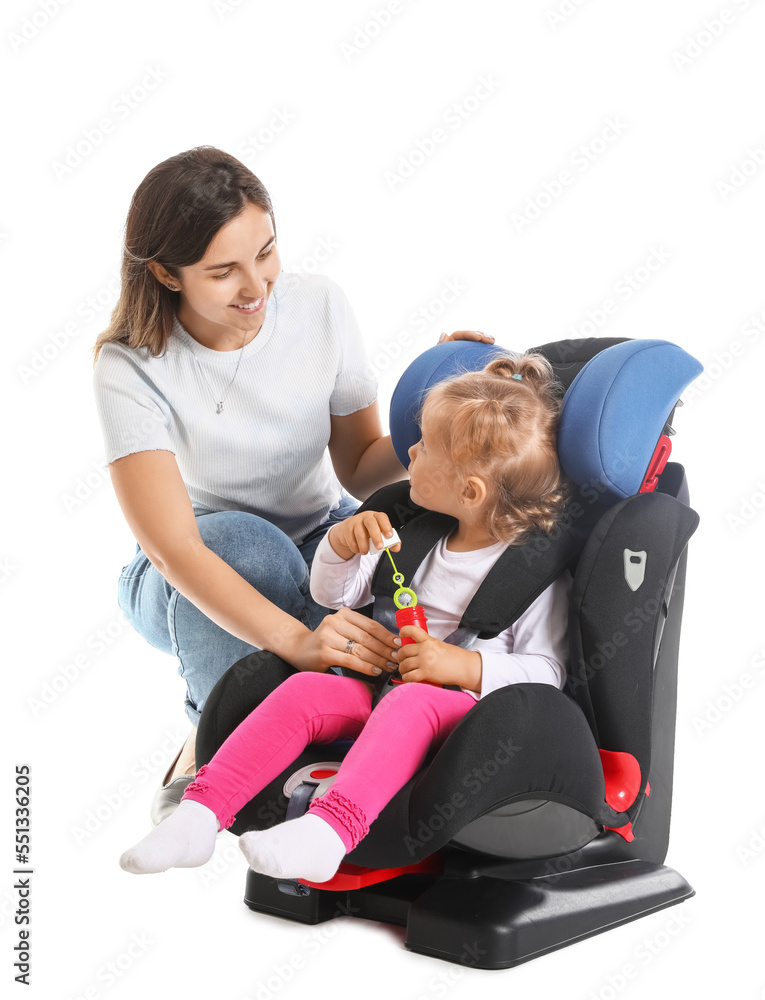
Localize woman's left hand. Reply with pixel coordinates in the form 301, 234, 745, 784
438, 330, 495, 345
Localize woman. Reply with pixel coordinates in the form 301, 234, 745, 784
91, 146, 493, 822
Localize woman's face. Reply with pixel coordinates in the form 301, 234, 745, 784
175, 201, 282, 349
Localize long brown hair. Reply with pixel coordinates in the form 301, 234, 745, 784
424, 352, 569, 544
92, 146, 275, 364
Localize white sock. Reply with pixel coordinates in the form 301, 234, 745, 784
238, 813, 347, 883
119, 800, 220, 874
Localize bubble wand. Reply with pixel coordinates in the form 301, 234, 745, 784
383, 547, 429, 645
369, 534, 437, 702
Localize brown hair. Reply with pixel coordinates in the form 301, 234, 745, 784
91, 146, 275, 364
423, 351, 569, 544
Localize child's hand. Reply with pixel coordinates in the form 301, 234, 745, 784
327, 511, 402, 561
395, 626, 483, 692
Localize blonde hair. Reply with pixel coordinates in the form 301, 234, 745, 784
423, 351, 569, 544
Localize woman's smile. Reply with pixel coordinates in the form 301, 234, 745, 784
231, 296, 264, 313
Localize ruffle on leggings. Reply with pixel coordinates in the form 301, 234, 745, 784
308, 787, 369, 850
182, 765, 238, 831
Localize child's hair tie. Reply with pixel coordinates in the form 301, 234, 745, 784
511, 373, 522, 381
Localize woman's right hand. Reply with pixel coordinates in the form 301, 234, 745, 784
287, 606, 401, 677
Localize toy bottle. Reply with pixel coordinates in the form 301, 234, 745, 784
395, 604, 429, 644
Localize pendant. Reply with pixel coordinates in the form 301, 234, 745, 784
216, 402, 224, 414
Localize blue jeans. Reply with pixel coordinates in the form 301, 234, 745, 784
117, 492, 360, 727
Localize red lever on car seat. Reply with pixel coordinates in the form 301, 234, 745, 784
599, 749, 642, 843
298, 853, 444, 891
639, 434, 672, 493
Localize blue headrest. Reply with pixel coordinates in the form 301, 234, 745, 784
557, 339, 702, 503
389, 341, 508, 468
389, 339, 703, 503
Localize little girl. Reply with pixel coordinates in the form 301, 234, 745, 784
119, 351, 571, 882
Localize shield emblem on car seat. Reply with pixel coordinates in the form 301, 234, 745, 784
623, 549, 647, 591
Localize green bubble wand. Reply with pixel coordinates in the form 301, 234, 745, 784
383, 547, 418, 610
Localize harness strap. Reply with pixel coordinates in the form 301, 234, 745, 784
369, 504, 589, 639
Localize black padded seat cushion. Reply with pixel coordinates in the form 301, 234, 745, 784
195, 655, 629, 869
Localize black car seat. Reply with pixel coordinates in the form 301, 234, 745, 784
194, 336, 703, 969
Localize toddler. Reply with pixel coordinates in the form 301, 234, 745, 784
119, 351, 571, 882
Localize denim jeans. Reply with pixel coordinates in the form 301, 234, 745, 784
117, 491, 360, 727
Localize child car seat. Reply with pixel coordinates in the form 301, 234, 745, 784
194, 336, 703, 969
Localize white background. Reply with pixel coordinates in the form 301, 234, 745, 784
3, 0, 765, 997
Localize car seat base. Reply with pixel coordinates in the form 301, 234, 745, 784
243, 857, 693, 969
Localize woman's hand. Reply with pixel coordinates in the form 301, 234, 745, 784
327, 511, 401, 561
438, 330, 495, 345
287, 607, 401, 677
395, 625, 483, 691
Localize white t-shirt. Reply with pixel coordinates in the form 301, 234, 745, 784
310, 529, 572, 700
92, 271, 377, 544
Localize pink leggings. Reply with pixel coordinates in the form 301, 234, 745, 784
181, 672, 476, 854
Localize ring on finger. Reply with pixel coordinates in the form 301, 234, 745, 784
345, 639, 355, 655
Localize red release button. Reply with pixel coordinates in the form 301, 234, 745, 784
309, 769, 338, 779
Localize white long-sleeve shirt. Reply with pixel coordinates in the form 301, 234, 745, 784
309, 529, 572, 701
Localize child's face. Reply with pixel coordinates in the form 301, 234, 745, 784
407, 405, 460, 515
